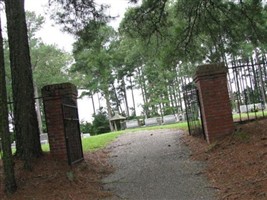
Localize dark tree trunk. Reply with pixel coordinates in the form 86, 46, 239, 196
0, 15, 17, 194
168, 85, 175, 114
5, 0, 42, 167
103, 88, 114, 131
137, 67, 149, 117
175, 70, 184, 113
91, 94, 96, 115
129, 76, 136, 116
111, 83, 122, 113
122, 78, 129, 117
97, 92, 102, 109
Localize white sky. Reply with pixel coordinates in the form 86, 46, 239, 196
24, 0, 130, 52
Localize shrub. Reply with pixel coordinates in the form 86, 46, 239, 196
80, 121, 94, 134
92, 108, 110, 135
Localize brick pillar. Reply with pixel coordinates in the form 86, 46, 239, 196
194, 63, 234, 143
41, 83, 78, 160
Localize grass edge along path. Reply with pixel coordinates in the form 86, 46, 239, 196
41, 122, 188, 153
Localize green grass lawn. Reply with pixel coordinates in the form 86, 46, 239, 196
0, 122, 187, 158
82, 130, 125, 151
4, 111, 267, 156
41, 143, 50, 152
41, 122, 188, 153
40, 130, 125, 153
37, 111, 267, 153
131, 122, 188, 132
9, 110, 267, 156
232, 110, 267, 120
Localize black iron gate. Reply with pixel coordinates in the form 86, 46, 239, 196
183, 81, 205, 139
62, 103, 84, 165
227, 56, 267, 122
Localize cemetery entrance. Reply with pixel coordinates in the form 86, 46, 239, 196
62, 103, 84, 165
183, 81, 205, 139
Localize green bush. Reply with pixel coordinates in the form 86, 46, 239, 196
80, 121, 94, 134
92, 108, 110, 135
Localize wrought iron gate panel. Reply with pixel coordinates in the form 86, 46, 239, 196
62, 103, 84, 165
227, 56, 267, 122
183, 81, 205, 139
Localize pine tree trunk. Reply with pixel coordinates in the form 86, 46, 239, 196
172, 85, 178, 113
129, 76, 136, 116
255, 49, 267, 106
0, 15, 17, 194
122, 77, 129, 117
97, 92, 102, 109
103, 89, 114, 131
111, 83, 122, 113
169, 85, 175, 114
5, 0, 42, 167
91, 94, 96, 115
175, 70, 184, 113
137, 67, 148, 117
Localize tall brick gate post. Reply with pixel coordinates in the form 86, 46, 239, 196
42, 83, 78, 161
194, 63, 234, 143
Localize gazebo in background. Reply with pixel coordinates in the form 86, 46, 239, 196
110, 111, 126, 131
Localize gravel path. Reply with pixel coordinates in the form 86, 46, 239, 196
103, 129, 217, 200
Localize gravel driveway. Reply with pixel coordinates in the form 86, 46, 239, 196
103, 129, 217, 200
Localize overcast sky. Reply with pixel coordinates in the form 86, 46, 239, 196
24, 0, 130, 52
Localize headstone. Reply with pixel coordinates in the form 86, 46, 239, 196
11, 141, 16, 148
120, 121, 126, 130
126, 119, 140, 129
145, 117, 162, 126
177, 113, 187, 121
178, 113, 186, 121
163, 115, 177, 124
82, 133, 90, 138
240, 105, 248, 113
240, 103, 262, 113
40, 133, 48, 144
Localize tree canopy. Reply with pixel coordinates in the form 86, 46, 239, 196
67, 0, 267, 119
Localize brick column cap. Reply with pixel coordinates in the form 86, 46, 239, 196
41, 82, 77, 97
194, 63, 228, 80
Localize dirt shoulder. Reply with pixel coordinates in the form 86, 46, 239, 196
182, 119, 267, 200
0, 150, 113, 200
